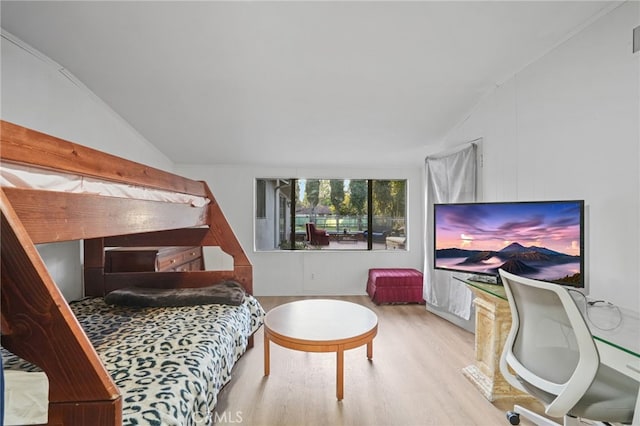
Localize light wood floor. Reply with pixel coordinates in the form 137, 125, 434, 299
213, 295, 539, 426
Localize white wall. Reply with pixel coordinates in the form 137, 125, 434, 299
440, 2, 639, 310
176, 164, 424, 296
1, 33, 173, 169
1, 33, 175, 300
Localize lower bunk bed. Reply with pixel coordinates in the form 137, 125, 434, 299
3, 291, 264, 425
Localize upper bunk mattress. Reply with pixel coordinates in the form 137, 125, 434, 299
2, 295, 265, 426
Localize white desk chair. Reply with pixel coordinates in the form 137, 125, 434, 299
498, 269, 638, 426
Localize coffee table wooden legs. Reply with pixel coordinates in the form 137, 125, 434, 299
337, 347, 344, 400
264, 333, 270, 376
337, 340, 373, 400
264, 334, 375, 401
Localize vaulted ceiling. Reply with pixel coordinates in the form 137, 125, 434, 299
1, 1, 618, 166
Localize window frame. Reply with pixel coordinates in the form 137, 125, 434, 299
255, 178, 407, 252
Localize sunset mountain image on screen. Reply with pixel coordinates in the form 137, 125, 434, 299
433, 200, 584, 287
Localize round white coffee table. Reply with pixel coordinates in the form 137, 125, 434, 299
263, 299, 378, 400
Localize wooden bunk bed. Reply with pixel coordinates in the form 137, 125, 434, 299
0, 120, 262, 425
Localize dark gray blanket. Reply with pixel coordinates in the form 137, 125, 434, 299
104, 280, 246, 307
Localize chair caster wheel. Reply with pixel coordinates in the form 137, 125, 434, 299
506, 411, 520, 425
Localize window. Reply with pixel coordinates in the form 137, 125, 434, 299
256, 179, 266, 219
254, 178, 407, 251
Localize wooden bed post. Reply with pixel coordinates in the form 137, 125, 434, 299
84, 238, 106, 296
1, 190, 122, 425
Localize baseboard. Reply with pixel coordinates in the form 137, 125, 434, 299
425, 303, 475, 333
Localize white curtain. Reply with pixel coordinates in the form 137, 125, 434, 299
423, 143, 477, 320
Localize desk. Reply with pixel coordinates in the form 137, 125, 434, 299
461, 279, 640, 424
588, 302, 640, 425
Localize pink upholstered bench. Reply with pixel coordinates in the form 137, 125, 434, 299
366, 268, 424, 305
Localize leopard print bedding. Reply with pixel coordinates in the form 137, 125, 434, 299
2, 295, 265, 425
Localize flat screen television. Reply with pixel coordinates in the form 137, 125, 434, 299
433, 200, 584, 287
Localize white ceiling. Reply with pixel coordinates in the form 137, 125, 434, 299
0, 1, 618, 167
